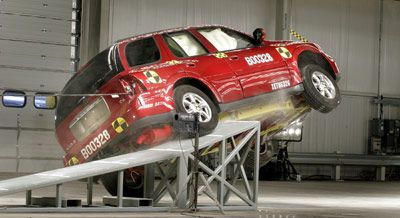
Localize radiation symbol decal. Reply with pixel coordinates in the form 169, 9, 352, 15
112, 117, 128, 134
68, 156, 80, 166
143, 70, 162, 84
276, 47, 292, 59
213, 52, 228, 59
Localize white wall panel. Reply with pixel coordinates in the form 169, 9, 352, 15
0, 102, 55, 129
0, 69, 71, 92
0, 130, 17, 157
104, 0, 275, 46
0, 0, 74, 20
0, 159, 17, 173
19, 143, 63, 159
0, 55, 73, 72
291, 0, 380, 94
18, 159, 63, 173
0, 41, 71, 59
0, 0, 73, 174
19, 130, 58, 147
381, 1, 400, 97
0, 14, 72, 45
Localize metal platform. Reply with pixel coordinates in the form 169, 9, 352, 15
290, 152, 400, 181
0, 120, 260, 213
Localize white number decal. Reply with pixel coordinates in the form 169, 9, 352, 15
271, 80, 291, 90
245, 53, 274, 66
81, 130, 111, 159
103, 129, 110, 140
94, 137, 101, 148
98, 133, 105, 144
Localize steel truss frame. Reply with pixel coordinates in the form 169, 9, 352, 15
0, 121, 260, 213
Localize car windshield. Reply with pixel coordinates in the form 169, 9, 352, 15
56, 45, 123, 126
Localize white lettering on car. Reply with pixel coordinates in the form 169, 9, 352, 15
81, 129, 111, 159
245, 53, 274, 66
271, 80, 291, 90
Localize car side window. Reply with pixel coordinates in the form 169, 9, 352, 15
163, 32, 208, 57
125, 37, 160, 67
198, 27, 255, 52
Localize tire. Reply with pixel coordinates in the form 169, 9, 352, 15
100, 169, 144, 197
173, 85, 218, 136
301, 64, 341, 113
244, 143, 273, 175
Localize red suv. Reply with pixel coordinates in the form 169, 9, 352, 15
55, 25, 340, 195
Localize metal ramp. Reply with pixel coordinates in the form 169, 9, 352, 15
0, 121, 260, 213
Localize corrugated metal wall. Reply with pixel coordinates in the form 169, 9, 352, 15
0, 0, 398, 174
100, 0, 400, 156
0, 0, 79, 173
100, 0, 276, 49
287, 0, 400, 155
381, 0, 400, 97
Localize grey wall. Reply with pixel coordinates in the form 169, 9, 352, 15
0, 0, 79, 173
99, 0, 276, 50
287, 0, 400, 154
0, 0, 399, 174
100, 0, 400, 155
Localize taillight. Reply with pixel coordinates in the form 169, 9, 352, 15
120, 75, 146, 95
136, 125, 172, 146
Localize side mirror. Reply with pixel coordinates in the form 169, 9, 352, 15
34, 93, 57, 109
253, 28, 266, 45
2, 90, 27, 108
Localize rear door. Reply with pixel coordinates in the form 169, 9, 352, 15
197, 27, 290, 98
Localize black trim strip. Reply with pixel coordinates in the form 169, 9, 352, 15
219, 84, 304, 112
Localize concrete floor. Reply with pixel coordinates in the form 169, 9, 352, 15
0, 179, 399, 218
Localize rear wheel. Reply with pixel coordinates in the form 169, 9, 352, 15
174, 85, 219, 136
100, 167, 144, 197
301, 64, 341, 113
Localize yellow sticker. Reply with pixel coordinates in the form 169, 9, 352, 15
143, 70, 162, 84
166, 60, 183, 65
112, 117, 128, 134
213, 52, 228, 59
68, 156, 80, 166
276, 47, 292, 59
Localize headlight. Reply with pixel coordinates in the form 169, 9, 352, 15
271, 121, 303, 142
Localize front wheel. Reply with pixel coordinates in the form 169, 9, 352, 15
301, 64, 341, 113
173, 85, 219, 136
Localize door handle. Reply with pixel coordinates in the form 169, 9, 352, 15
229, 56, 239, 61
186, 63, 196, 67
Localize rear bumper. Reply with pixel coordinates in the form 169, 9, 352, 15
64, 110, 176, 166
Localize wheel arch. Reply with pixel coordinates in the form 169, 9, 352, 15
173, 77, 221, 112
297, 50, 337, 80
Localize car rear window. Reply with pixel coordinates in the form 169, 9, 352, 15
56, 45, 122, 126
125, 37, 161, 67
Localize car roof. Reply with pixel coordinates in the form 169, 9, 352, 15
115, 24, 241, 44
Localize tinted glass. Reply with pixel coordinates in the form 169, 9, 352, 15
34, 94, 57, 109
198, 27, 255, 51
56, 45, 122, 126
2, 91, 26, 108
163, 32, 207, 57
125, 37, 160, 67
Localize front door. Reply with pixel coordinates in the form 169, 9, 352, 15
197, 27, 291, 98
